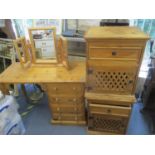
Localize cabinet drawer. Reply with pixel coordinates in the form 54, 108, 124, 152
52, 113, 85, 121
87, 60, 137, 94
89, 104, 131, 117
50, 104, 85, 114
46, 83, 84, 96
48, 96, 84, 105
88, 47, 141, 60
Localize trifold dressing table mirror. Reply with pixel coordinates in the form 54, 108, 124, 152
28, 27, 70, 69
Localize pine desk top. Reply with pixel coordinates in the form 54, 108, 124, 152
0, 60, 86, 84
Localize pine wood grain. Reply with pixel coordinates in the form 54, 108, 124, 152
85, 26, 149, 40
0, 60, 86, 84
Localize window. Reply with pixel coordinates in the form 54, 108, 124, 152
64, 19, 101, 33
133, 19, 155, 78
13, 19, 62, 39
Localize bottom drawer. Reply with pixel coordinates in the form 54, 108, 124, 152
88, 113, 129, 134
51, 119, 86, 125
89, 104, 131, 117
52, 113, 85, 122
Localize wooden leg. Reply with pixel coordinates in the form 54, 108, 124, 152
0, 83, 9, 95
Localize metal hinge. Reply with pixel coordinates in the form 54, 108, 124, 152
87, 68, 93, 74
87, 86, 92, 91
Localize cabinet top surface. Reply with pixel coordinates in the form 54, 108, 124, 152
0, 60, 86, 83
84, 26, 149, 40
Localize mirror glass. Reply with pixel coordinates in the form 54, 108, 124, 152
31, 29, 57, 61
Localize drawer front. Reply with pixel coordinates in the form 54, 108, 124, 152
52, 113, 85, 121
89, 103, 131, 117
48, 96, 84, 105
50, 104, 85, 114
46, 83, 84, 96
35, 40, 54, 48
88, 47, 141, 61
88, 113, 129, 134
87, 60, 137, 94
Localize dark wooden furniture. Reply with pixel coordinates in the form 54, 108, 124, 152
141, 55, 155, 133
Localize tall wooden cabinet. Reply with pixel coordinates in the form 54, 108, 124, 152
84, 27, 149, 134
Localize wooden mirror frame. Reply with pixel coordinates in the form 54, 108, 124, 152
13, 37, 31, 68
28, 27, 58, 65
57, 36, 70, 69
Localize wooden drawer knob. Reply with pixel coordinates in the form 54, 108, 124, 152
73, 87, 76, 90
55, 98, 59, 101
107, 109, 111, 113
112, 51, 117, 56
75, 116, 78, 121
58, 116, 61, 120
53, 87, 57, 91
57, 107, 60, 111
73, 98, 77, 102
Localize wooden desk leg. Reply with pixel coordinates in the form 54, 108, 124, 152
0, 83, 9, 95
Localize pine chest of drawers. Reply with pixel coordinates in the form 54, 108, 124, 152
40, 60, 87, 125
46, 83, 86, 125
85, 26, 149, 134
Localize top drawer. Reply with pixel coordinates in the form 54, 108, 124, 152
46, 83, 85, 96
88, 47, 142, 61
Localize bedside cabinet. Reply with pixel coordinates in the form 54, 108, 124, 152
85, 26, 149, 134
85, 92, 135, 134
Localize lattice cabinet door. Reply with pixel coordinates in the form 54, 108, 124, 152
87, 60, 138, 94
88, 113, 129, 134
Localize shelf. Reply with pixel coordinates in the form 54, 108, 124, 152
0, 55, 12, 59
